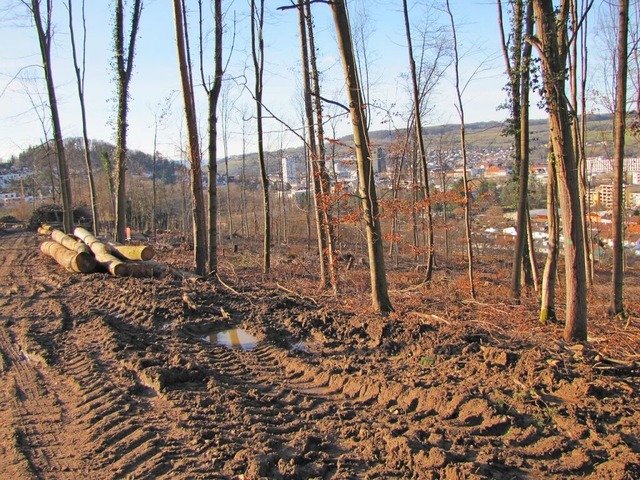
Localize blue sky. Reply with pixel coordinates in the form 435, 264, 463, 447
0, 0, 590, 162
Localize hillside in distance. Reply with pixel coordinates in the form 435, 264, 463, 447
223, 113, 640, 178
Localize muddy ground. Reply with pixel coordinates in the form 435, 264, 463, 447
0, 228, 639, 479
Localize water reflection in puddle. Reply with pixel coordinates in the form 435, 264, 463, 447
205, 328, 258, 351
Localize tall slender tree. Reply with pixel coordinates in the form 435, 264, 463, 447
402, 0, 435, 282
329, 0, 393, 313
530, 0, 588, 341
540, 151, 559, 324
445, 0, 475, 299
610, 0, 630, 317
113, 0, 143, 242
25, 0, 74, 233
569, 0, 594, 287
251, 0, 271, 274
306, 0, 338, 291
173, 0, 208, 275
497, 0, 535, 300
197, 0, 224, 275
296, 0, 337, 290
67, 0, 97, 234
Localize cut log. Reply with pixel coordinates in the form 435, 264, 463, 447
41, 241, 96, 273
108, 243, 155, 261
37, 224, 53, 236
51, 229, 91, 254
74, 227, 129, 276
126, 262, 155, 277
138, 260, 202, 280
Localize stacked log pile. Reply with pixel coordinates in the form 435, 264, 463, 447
37, 226, 166, 278
74, 227, 130, 276
40, 241, 96, 273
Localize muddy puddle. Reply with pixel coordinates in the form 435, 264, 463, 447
205, 328, 258, 351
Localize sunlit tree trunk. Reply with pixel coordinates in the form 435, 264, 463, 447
298, 2, 329, 287
305, 1, 338, 291
113, 0, 142, 242
540, 152, 559, 324
498, 0, 534, 300
446, 0, 475, 299
30, 0, 74, 233
203, 0, 223, 276
402, 0, 434, 282
67, 0, 97, 234
610, 0, 629, 317
531, 0, 587, 341
251, 0, 270, 274
330, 0, 393, 313
173, 0, 208, 276
569, 0, 593, 288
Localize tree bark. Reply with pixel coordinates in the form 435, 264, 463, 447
540, 152, 559, 324
51, 228, 91, 254
41, 241, 95, 273
610, 0, 629, 317
251, 0, 271, 274
330, 0, 393, 313
298, 1, 330, 288
67, 0, 98, 235
305, 0, 337, 291
173, 0, 208, 276
206, 0, 223, 276
113, 0, 142, 242
531, 0, 588, 341
31, 0, 73, 233
402, 0, 434, 282
74, 227, 128, 276
108, 244, 154, 261
446, 0, 475, 299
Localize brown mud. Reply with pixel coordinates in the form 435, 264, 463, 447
0, 229, 638, 479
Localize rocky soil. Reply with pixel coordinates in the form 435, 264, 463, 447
0, 228, 639, 479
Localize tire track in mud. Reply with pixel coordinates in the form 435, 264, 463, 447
55, 274, 373, 477
57, 309, 174, 479
58, 273, 507, 478
0, 326, 90, 478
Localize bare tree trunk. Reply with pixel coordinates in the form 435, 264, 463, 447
525, 209, 539, 290
402, 0, 434, 282
173, 0, 208, 276
152, 123, 158, 239
446, 0, 475, 299
540, 152, 559, 324
305, 1, 337, 291
67, 0, 97, 234
113, 0, 142, 242
240, 112, 249, 239
610, 0, 629, 317
330, 0, 393, 313
251, 0, 270, 274
30, 0, 73, 233
203, 0, 223, 276
531, 0, 588, 341
221, 85, 233, 240
579, 3, 594, 284
299, 2, 327, 286
498, 0, 534, 299
569, 0, 593, 288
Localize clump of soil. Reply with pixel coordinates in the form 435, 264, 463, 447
0, 230, 638, 479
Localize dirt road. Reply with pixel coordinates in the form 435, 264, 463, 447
0, 229, 638, 479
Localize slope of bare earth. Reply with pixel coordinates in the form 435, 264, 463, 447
0, 228, 639, 479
